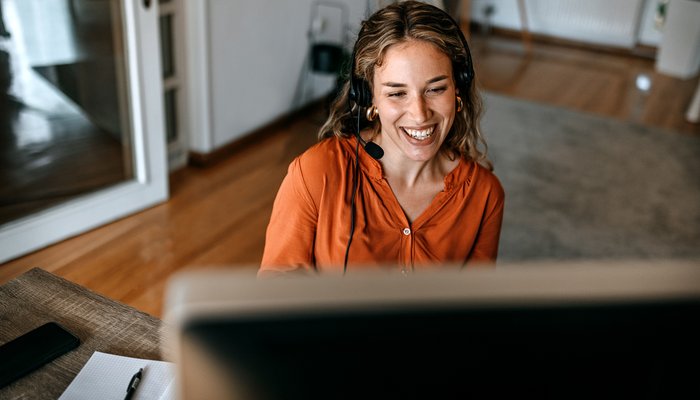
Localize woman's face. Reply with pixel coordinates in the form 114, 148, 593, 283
372, 39, 456, 163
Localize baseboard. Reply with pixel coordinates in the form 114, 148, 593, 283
187, 99, 324, 168
470, 23, 657, 60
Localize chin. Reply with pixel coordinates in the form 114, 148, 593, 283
399, 142, 443, 162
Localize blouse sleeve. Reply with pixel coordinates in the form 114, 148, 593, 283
259, 157, 319, 277
467, 176, 505, 263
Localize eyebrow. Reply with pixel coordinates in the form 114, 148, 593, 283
381, 75, 449, 88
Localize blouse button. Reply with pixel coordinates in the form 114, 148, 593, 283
402, 227, 411, 236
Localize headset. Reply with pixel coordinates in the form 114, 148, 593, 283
342, 5, 476, 272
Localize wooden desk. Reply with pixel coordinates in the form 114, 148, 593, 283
0, 268, 162, 399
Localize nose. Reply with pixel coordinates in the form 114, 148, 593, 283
408, 93, 431, 123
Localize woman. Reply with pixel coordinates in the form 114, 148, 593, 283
260, 1, 504, 276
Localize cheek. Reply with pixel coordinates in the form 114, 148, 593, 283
437, 105, 457, 137
438, 94, 457, 111
433, 99, 457, 122
376, 101, 402, 123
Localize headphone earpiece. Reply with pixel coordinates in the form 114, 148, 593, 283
455, 59, 474, 92
452, 22, 475, 95
348, 54, 372, 108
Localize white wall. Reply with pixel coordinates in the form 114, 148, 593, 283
187, 1, 369, 154
469, 0, 660, 48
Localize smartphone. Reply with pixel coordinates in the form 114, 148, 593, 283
0, 322, 80, 388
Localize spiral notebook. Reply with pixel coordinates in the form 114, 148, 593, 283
59, 351, 175, 400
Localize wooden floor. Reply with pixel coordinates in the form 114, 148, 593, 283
471, 35, 700, 135
1, 33, 699, 318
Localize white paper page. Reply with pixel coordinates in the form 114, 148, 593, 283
157, 380, 176, 400
59, 351, 175, 400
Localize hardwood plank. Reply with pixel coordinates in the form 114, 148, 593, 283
471, 35, 700, 135
127, 202, 272, 317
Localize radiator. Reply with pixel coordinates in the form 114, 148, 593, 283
472, 0, 646, 48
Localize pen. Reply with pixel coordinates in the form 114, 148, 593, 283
124, 367, 143, 400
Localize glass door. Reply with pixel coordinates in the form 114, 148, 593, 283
159, 0, 188, 170
0, 0, 168, 263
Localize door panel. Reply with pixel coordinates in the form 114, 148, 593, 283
0, 0, 168, 263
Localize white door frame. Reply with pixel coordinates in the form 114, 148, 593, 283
0, 0, 169, 263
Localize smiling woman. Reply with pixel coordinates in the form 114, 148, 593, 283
259, 1, 504, 277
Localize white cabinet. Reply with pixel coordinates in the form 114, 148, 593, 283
656, 0, 700, 79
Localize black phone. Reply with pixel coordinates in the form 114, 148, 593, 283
0, 322, 80, 388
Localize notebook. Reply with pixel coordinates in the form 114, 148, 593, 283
59, 351, 175, 400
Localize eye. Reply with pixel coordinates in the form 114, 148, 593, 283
427, 86, 447, 95
388, 91, 406, 98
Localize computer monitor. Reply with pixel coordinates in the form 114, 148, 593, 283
163, 261, 700, 399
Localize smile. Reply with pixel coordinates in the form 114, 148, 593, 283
402, 126, 434, 141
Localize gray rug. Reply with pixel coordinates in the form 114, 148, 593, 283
483, 93, 700, 262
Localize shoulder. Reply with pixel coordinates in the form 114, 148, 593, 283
287, 137, 353, 200
296, 136, 352, 170
470, 161, 505, 202
294, 137, 353, 177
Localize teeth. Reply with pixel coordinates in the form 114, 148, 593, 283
403, 127, 434, 140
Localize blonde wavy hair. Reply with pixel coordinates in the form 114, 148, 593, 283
318, 1, 491, 170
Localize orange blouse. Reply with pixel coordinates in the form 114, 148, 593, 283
259, 136, 504, 276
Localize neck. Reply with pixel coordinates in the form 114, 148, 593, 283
380, 144, 451, 189
385, 153, 446, 187
360, 130, 458, 187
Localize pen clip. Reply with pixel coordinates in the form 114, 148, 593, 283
128, 368, 143, 391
